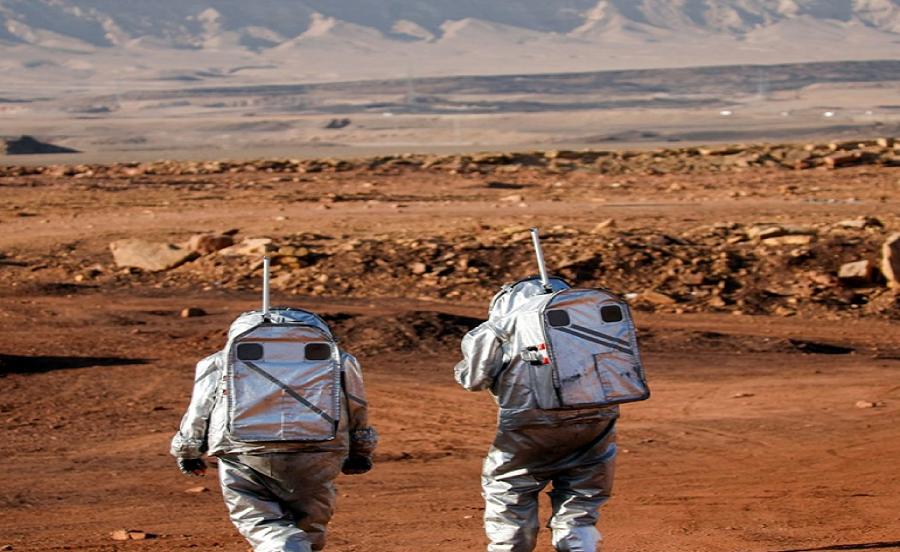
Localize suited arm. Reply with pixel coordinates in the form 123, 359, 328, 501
341, 352, 378, 457
454, 322, 506, 392
170, 353, 222, 459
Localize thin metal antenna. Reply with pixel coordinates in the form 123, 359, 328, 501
530, 228, 552, 292
262, 255, 271, 317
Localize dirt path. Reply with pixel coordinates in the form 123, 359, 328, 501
2, 289, 899, 552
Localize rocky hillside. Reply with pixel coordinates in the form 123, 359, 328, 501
3, 0, 900, 44
3, 0, 900, 95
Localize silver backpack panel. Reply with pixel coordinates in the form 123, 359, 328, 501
227, 323, 341, 443
533, 289, 649, 408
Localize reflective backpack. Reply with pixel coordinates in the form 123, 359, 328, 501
224, 308, 341, 442
496, 278, 650, 409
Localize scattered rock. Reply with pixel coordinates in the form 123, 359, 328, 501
838, 260, 880, 287
217, 238, 275, 256
189, 233, 235, 255
591, 219, 616, 233
641, 290, 676, 305
762, 235, 814, 246
836, 217, 883, 230
805, 271, 839, 287
748, 225, 815, 240
855, 400, 877, 409
185, 486, 209, 493
111, 530, 151, 541
181, 307, 206, 318
409, 262, 428, 275
825, 151, 862, 168
109, 239, 197, 272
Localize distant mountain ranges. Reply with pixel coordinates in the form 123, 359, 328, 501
2, 0, 900, 94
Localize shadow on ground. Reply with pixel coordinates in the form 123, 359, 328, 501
0, 354, 149, 375
761, 540, 900, 551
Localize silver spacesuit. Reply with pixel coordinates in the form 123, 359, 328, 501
171, 308, 378, 552
455, 277, 619, 552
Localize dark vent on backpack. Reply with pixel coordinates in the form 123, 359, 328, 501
600, 305, 624, 323
547, 310, 571, 327
305, 343, 332, 361
236, 343, 264, 361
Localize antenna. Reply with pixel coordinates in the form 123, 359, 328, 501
530, 228, 552, 293
262, 255, 271, 317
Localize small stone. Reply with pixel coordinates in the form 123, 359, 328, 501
748, 225, 786, 240
838, 260, 879, 287
217, 238, 274, 257
641, 290, 676, 305
806, 271, 838, 286
762, 235, 814, 246
591, 219, 616, 233
185, 486, 209, 493
111, 529, 151, 541
836, 217, 882, 230
825, 151, 862, 168
855, 400, 876, 409
681, 272, 706, 286
181, 307, 206, 318
732, 393, 755, 398
500, 194, 524, 202
409, 262, 428, 275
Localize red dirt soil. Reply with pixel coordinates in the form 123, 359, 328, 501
1, 156, 900, 552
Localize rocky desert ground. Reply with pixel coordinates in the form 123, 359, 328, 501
2, 137, 900, 552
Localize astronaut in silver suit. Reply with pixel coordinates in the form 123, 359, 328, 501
455, 277, 618, 552
170, 308, 378, 552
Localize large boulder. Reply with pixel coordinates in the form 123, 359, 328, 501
109, 239, 197, 272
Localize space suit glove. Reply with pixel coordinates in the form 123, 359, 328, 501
178, 457, 207, 477
341, 455, 372, 475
